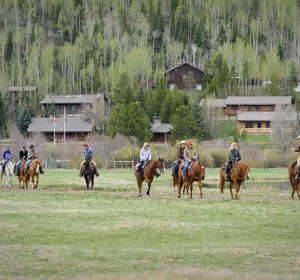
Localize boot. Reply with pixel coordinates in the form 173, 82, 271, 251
295, 173, 300, 180
79, 167, 83, 177
94, 166, 99, 177
154, 169, 161, 178
39, 166, 44, 174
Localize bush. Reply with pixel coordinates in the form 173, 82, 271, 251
210, 149, 227, 167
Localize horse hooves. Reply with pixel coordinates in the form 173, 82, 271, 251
137, 193, 142, 197
146, 192, 150, 196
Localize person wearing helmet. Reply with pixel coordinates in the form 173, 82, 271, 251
1, 146, 13, 172
15, 146, 28, 175
79, 144, 99, 177
25, 145, 44, 174
171, 140, 186, 177
182, 140, 198, 181
226, 142, 241, 179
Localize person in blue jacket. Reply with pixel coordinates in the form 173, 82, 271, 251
1, 146, 13, 172
79, 144, 99, 177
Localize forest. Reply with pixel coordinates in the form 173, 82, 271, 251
0, 0, 299, 141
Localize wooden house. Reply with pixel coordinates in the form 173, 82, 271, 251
40, 93, 110, 118
165, 63, 204, 91
27, 117, 94, 142
150, 117, 173, 143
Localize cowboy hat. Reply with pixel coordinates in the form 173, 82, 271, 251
143, 142, 150, 148
82, 144, 89, 147
180, 140, 186, 145
29, 144, 34, 148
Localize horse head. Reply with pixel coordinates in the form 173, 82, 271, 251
237, 161, 250, 180
83, 158, 94, 175
198, 161, 206, 180
157, 157, 165, 173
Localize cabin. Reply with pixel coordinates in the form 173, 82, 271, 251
165, 63, 204, 91
27, 117, 94, 142
40, 93, 110, 118
201, 96, 295, 135
238, 111, 298, 135
150, 117, 173, 143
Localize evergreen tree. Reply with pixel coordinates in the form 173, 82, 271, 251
15, 95, 32, 136
191, 104, 209, 140
0, 94, 8, 138
4, 30, 14, 74
112, 73, 136, 105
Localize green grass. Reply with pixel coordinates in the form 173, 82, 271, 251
0, 168, 299, 279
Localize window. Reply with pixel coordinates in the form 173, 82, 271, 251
182, 74, 187, 79
245, 122, 253, 128
196, 84, 202, 90
169, 84, 175, 90
257, 122, 262, 128
266, 122, 270, 128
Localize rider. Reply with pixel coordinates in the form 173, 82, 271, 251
137, 142, 160, 177
15, 146, 28, 175
293, 134, 300, 180
25, 144, 44, 174
79, 144, 99, 177
226, 142, 241, 179
182, 140, 198, 181
171, 140, 186, 177
1, 146, 13, 172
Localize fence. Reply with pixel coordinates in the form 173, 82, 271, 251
46, 158, 71, 169
112, 160, 134, 169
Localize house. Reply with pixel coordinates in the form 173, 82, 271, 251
150, 117, 173, 143
237, 111, 298, 135
201, 96, 295, 135
165, 62, 204, 91
40, 93, 110, 118
224, 96, 293, 119
27, 117, 94, 142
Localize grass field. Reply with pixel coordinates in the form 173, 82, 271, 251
0, 168, 300, 279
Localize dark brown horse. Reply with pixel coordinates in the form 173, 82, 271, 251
288, 161, 300, 199
175, 161, 206, 199
220, 161, 250, 200
134, 158, 165, 197
82, 158, 95, 189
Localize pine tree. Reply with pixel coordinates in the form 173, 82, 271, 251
0, 94, 8, 138
15, 95, 32, 136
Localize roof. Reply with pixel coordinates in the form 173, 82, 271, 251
237, 111, 298, 121
40, 94, 102, 104
165, 62, 204, 74
151, 123, 174, 133
27, 117, 93, 133
226, 96, 292, 106
8, 86, 37, 92
201, 98, 226, 108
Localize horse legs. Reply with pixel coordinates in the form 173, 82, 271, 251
85, 176, 90, 189
198, 180, 203, 199
234, 182, 240, 200
190, 182, 193, 199
35, 175, 39, 189
220, 176, 225, 197
178, 179, 183, 198
136, 178, 143, 197
91, 176, 94, 189
229, 182, 234, 199
146, 182, 151, 196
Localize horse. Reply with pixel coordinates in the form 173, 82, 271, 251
27, 159, 42, 189
134, 158, 165, 197
220, 160, 250, 200
288, 160, 300, 199
17, 160, 28, 189
0, 159, 15, 188
175, 161, 206, 199
81, 158, 96, 189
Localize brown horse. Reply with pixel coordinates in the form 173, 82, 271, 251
18, 160, 28, 189
220, 161, 250, 200
134, 158, 165, 197
27, 159, 41, 189
175, 161, 206, 199
288, 161, 300, 199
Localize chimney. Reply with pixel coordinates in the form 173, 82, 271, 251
153, 115, 161, 125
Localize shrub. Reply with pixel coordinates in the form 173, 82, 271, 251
210, 149, 227, 167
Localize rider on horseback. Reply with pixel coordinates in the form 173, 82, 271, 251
1, 146, 13, 172
293, 134, 300, 180
25, 145, 44, 174
182, 140, 198, 181
171, 140, 186, 177
79, 144, 99, 177
226, 142, 241, 179
15, 146, 28, 175
137, 142, 160, 178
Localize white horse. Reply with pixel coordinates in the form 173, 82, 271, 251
0, 160, 15, 188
